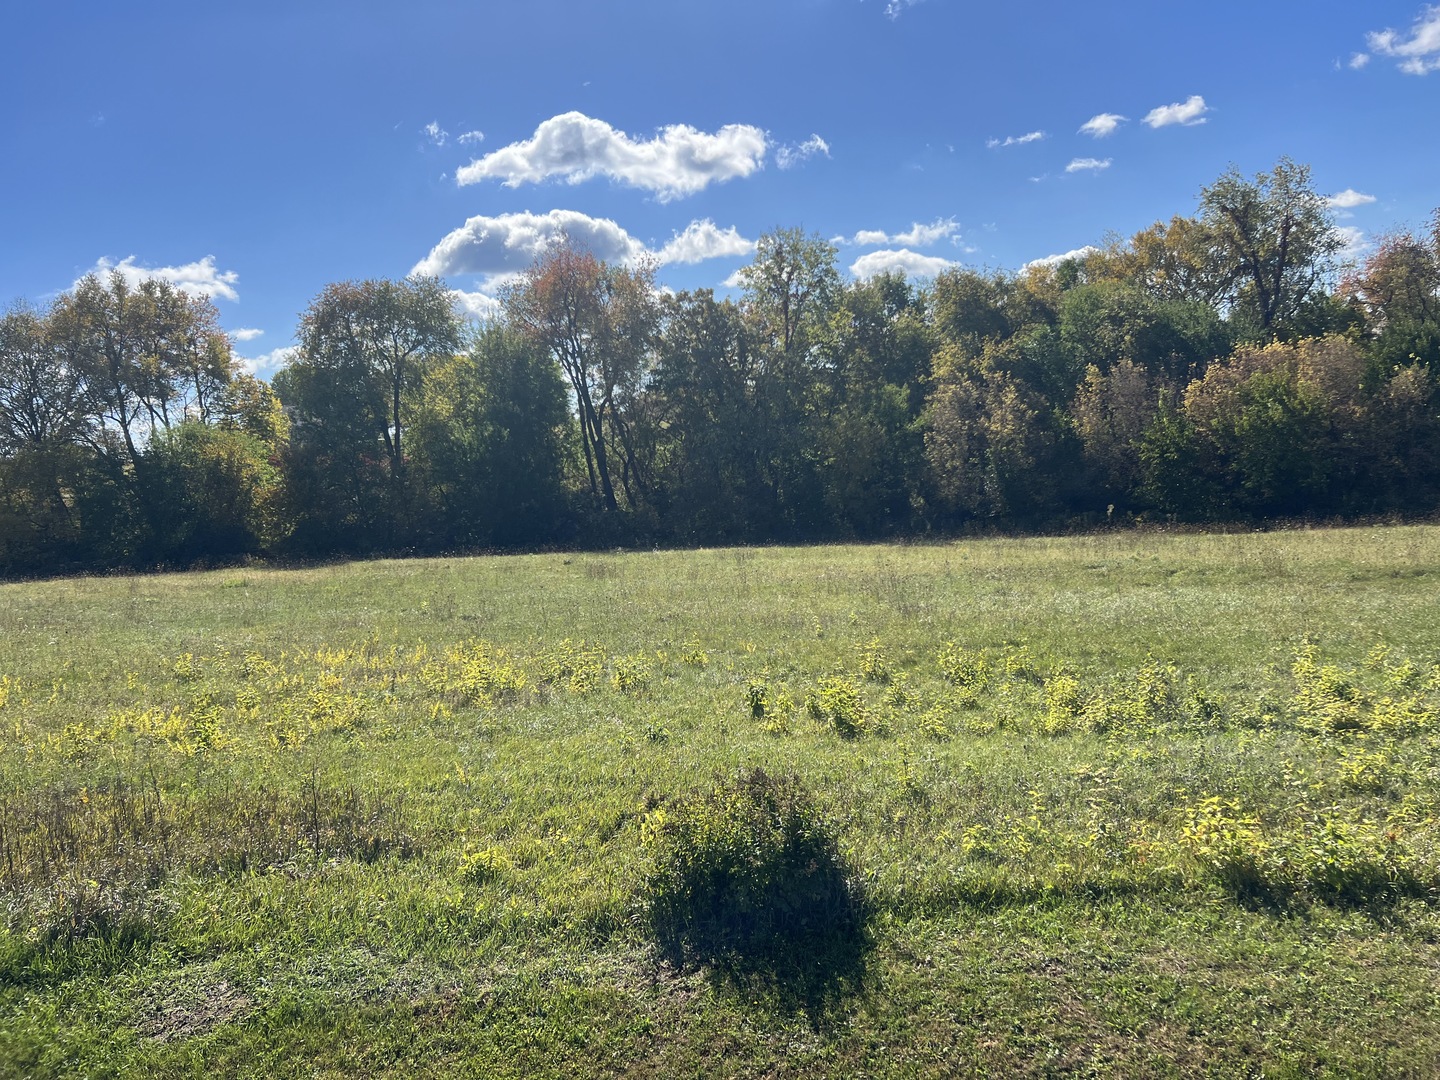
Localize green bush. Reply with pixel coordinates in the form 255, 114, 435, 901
641, 769, 865, 961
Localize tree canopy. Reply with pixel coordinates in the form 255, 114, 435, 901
3, 160, 1438, 576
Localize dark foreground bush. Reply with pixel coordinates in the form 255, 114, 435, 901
642, 768, 867, 965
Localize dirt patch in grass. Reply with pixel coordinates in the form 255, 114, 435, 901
135, 975, 253, 1042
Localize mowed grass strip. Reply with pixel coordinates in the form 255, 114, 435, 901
1, 524, 1439, 1077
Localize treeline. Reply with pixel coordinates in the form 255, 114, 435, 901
2, 159, 1438, 576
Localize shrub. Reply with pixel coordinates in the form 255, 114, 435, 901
642, 769, 865, 962
937, 642, 988, 688
1180, 797, 1273, 901
857, 638, 890, 683
806, 676, 868, 737
610, 654, 653, 695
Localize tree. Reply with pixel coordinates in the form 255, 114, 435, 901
1058, 281, 1230, 387
736, 228, 840, 359
1180, 336, 1368, 516
503, 241, 659, 514
49, 272, 236, 483
733, 229, 843, 534
812, 274, 932, 534
410, 324, 571, 547
1072, 358, 1164, 502
1341, 213, 1440, 370
924, 345, 1058, 521
296, 276, 460, 479
0, 302, 82, 455
277, 276, 460, 551
1198, 158, 1341, 336
1089, 215, 1232, 308
647, 289, 771, 540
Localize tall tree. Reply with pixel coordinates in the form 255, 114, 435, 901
296, 276, 460, 479
1198, 158, 1341, 336
410, 324, 571, 548
503, 242, 658, 513
1341, 212, 1440, 370
49, 272, 235, 482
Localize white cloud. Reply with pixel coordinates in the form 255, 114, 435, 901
841, 217, 960, 247
1349, 52, 1372, 69
457, 130, 485, 145
721, 268, 747, 289
986, 130, 1046, 149
412, 209, 647, 286
1065, 157, 1111, 173
1143, 95, 1210, 128
82, 256, 240, 302
1326, 188, 1377, 210
450, 289, 502, 322
231, 328, 264, 342
849, 248, 955, 280
1337, 226, 1371, 262
1079, 113, 1127, 138
655, 220, 755, 265
1368, 5, 1440, 74
1022, 246, 1100, 273
455, 111, 768, 201
236, 345, 296, 379
414, 210, 755, 287
423, 120, 448, 147
775, 134, 831, 170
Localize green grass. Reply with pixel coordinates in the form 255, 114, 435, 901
2, 525, 1440, 1076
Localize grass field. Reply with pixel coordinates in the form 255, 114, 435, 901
3, 526, 1440, 1077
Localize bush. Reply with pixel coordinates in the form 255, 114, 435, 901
641, 769, 865, 962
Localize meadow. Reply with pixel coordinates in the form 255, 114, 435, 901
2, 525, 1440, 1077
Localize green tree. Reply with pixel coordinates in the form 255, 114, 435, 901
1199, 158, 1342, 337
279, 276, 460, 551
297, 276, 460, 481
647, 289, 772, 540
813, 273, 931, 534
411, 324, 571, 547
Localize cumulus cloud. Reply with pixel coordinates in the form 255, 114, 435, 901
1337, 226, 1371, 262
775, 134, 831, 170
849, 248, 955, 281
1065, 157, 1111, 173
1349, 52, 1372, 69
414, 209, 755, 288
455, 111, 768, 201
655, 220, 756, 265
450, 289, 502, 322
236, 345, 297, 379
231, 328, 264, 342
82, 256, 240, 302
1079, 113, 1127, 138
423, 120, 448, 147
842, 217, 960, 248
1326, 188, 1377, 210
1143, 95, 1210, 127
412, 209, 646, 286
986, 130, 1046, 149
1022, 246, 1100, 273
457, 129, 485, 145
1368, 5, 1440, 74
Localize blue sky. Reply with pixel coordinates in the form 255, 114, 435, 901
4, 1, 1438, 375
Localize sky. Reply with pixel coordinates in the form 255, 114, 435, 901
3, 1, 1438, 376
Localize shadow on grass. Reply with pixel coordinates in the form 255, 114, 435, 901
644, 768, 873, 1026
650, 863, 874, 1027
